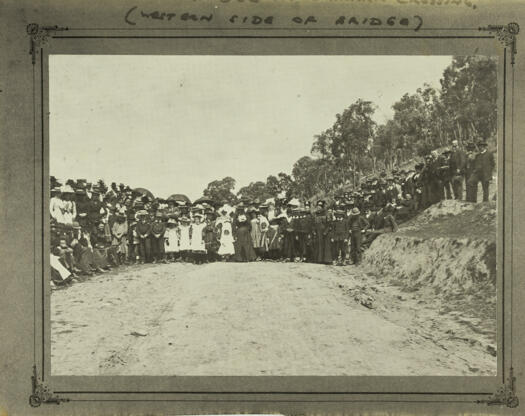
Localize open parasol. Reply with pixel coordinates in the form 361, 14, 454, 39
133, 187, 154, 200
167, 193, 191, 205
193, 196, 215, 206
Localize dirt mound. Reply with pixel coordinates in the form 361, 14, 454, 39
361, 199, 497, 350
363, 199, 496, 293
364, 235, 496, 293
401, 199, 496, 240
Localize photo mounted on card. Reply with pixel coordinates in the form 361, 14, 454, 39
1, 0, 523, 415
48, 53, 498, 377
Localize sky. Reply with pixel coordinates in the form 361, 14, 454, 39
50, 55, 453, 201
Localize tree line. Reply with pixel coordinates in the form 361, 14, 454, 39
202, 56, 497, 204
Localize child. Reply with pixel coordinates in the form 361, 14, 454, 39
203, 212, 219, 263
266, 217, 283, 260
216, 208, 235, 261
178, 216, 191, 262
164, 218, 179, 262
190, 213, 207, 264
257, 211, 269, 259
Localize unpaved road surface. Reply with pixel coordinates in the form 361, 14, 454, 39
51, 262, 496, 376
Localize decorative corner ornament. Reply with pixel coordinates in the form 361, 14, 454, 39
29, 365, 69, 407
477, 367, 519, 408
479, 22, 520, 65
26, 23, 69, 65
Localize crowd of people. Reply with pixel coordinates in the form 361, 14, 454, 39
50, 138, 495, 286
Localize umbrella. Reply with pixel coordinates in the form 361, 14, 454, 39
133, 187, 154, 200
193, 196, 214, 206
167, 193, 191, 205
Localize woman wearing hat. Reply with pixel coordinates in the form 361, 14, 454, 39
111, 209, 129, 265
61, 185, 77, 225
249, 209, 263, 260
216, 208, 235, 261
203, 212, 220, 263
257, 210, 270, 257
234, 213, 256, 262
50, 187, 65, 224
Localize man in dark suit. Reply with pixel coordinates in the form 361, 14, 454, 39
449, 140, 467, 200
467, 140, 496, 202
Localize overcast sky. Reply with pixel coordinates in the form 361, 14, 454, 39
50, 55, 453, 201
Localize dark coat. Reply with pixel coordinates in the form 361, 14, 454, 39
450, 148, 467, 175
332, 217, 349, 240
473, 151, 496, 182
312, 214, 333, 264
234, 220, 256, 261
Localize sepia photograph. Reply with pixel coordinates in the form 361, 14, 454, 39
48, 54, 497, 377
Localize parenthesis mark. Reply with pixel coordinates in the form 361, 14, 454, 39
414, 15, 423, 31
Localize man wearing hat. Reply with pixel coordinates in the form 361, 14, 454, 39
464, 142, 478, 202
75, 188, 90, 229
468, 140, 495, 202
331, 209, 349, 265
450, 140, 467, 200
420, 154, 436, 209
348, 207, 369, 265
87, 188, 104, 230
438, 149, 453, 200
292, 208, 312, 262
135, 211, 152, 263
312, 202, 333, 265
412, 163, 424, 211
150, 212, 167, 263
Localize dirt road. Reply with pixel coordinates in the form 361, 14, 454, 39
51, 262, 496, 376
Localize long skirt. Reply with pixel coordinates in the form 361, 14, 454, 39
235, 228, 256, 262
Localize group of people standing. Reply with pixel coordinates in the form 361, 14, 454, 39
49, 138, 495, 286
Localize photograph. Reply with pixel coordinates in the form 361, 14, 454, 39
48, 54, 498, 376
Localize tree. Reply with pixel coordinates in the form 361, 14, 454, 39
265, 175, 281, 197
277, 172, 295, 198
373, 120, 398, 171
292, 156, 317, 199
331, 99, 377, 186
440, 56, 497, 145
237, 181, 272, 202
202, 176, 237, 205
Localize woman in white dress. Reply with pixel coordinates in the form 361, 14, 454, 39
216, 208, 235, 260
61, 185, 77, 225
178, 216, 192, 262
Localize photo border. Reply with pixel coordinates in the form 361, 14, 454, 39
24, 17, 520, 412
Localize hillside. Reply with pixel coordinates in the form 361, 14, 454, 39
361, 200, 497, 355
